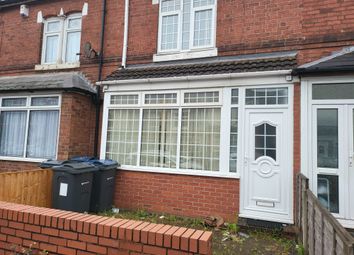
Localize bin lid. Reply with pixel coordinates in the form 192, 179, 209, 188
52, 162, 98, 174
88, 159, 120, 170
39, 160, 71, 169
70, 156, 97, 162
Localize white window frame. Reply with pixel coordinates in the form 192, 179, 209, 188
101, 85, 291, 179
0, 94, 62, 162
155, 0, 217, 61
41, 13, 82, 66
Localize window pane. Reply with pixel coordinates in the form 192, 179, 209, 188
140, 109, 178, 168
106, 109, 140, 165
47, 21, 60, 32
193, 0, 214, 7
0, 111, 27, 157
2, 98, 26, 107
313, 83, 354, 100
45, 35, 59, 63
193, 9, 212, 47
180, 108, 220, 171
161, 15, 179, 50
231, 89, 239, 105
145, 93, 177, 104
229, 108, 238, 173
65, 31, 81, 63
111, 95, 139, 105
31, 97, 59, 106
255, 123, 276, 161
26, 110, 59, 159
184, 91, 219, 103
317, 109, 338, 168
182, 0, 191, 50
317, 175, 339, 213
245, 88, 288, 105
161, 0, 181, 12
68, 18, 81, 29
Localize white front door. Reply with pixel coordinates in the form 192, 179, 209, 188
313, 105, 354, 226
240, 108, 293, 223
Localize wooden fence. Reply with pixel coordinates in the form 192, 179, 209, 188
296, 174, 354, 255
0, 169, 53, 208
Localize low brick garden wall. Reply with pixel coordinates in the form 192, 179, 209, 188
0, 202, 212, 255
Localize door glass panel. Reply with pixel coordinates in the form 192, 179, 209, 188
317, 109, 338, 168
317, 174, 339, 213
255, 123, 276, 161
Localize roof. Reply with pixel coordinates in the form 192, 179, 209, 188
0, 72, 97, 94
0, 0, 38, 8
105, 51, 297, 82
294, 47, 354, 75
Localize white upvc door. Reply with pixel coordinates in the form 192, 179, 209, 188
312, 104, 354, 224
240, 108, 293, 223
348, 105, 354, 221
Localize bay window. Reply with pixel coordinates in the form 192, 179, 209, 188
158, 0, 216, 53
0, 96, 60, 160
42, 14, 82, 65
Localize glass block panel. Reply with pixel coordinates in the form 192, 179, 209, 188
106, 109, 140, 165
180, 108, 221, 171
246, 88, 288, 105
229, 108, 238, 173
31, 97, 59, 106
140, 109, 178, 168
110, 95, 139, 105
145, 93, 177, 104
317, 174, 339, 213
2, 98, 27, 107
317, 109, 338, 169
184, 91, 219, 103
313, 83, 354, 100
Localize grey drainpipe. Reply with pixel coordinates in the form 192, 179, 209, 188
94, 0, 107, 158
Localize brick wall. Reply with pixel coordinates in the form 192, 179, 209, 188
0, 202, 212, 255
114, 171, 239, 222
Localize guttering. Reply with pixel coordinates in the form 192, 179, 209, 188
97, 70, 293, 86
121, 0, 129, 68
94, 0, 107, 158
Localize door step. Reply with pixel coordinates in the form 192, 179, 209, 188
238, 217, 289, 230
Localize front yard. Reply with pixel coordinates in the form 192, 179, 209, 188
99, 210, 300, 255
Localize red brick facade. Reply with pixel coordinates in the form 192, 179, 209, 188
0, 0, 354, 223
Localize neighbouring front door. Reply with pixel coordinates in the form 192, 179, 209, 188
240, 108, 293, 223
313, 104, 354, 226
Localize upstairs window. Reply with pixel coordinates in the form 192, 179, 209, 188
158, 0, 216, 53
42, 14, 82, 65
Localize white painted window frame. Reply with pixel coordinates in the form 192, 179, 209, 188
41, 13, 82, 66
101, 83, 291, 179
156, 0, 217, 60
301, 75, 354, 224
0, 94, 62, 163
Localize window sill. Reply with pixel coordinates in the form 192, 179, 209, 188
117, 165, 240, 179
35, 62, 80, 71
0, 156, 47, 163
153, 48, 218, 62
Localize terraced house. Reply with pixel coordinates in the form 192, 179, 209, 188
1, 0, 354, 228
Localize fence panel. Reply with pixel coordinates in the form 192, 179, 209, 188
297, 174, 354, 255
0, 169, 52, 208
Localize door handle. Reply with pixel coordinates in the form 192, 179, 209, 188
350, 154, 353, 167
244, 157, 249, 165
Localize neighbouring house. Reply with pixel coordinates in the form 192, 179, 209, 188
1, 0, 354, 229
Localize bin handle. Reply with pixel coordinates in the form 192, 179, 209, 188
81, 181, 90, 186
106, 177, 114, 181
